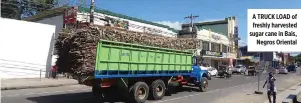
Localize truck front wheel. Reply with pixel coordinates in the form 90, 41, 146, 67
150, 79, 166, 100
129, 82, 149, 103
198, 77, 208, 92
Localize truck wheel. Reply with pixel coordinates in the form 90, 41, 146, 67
150, 79, 166, 100
198, 77, 208, 92
129, 82, 149, 103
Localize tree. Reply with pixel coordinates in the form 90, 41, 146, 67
1, 0, 89, 19
293, 54, 301, 63
1, 0, 57, 19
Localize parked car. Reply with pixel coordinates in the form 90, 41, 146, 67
287, 65, 296, 72
208, 67, 218, 76
232, 65, 247, 74
278, 67, 288, 74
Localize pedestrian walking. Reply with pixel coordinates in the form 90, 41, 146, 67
51, 65, 58, 79
263, 72, 277, 103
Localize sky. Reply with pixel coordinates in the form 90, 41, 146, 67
82, 0, 301, 55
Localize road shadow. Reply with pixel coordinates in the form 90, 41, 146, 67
26, 86, 205, 103
26, 92, 125, 103
176, 86, 201, 92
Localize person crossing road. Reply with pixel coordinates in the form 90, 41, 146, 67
263, 72, 277, 103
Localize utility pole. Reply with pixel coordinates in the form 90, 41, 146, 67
90, 0, 95, 24
184, 14, 199, 38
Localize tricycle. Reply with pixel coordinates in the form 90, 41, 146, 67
247, 66, 256, 76
216, 65, 231, 78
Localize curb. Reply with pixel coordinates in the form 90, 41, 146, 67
1, 83, 79, 91
282, 84, 301, 103
263, 80, 301, 103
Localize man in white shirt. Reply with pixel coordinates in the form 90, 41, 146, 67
263, 72, 277, 103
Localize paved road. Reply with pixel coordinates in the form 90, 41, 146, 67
0, 73, 289, 103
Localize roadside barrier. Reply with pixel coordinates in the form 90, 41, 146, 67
282, 86, 301, 103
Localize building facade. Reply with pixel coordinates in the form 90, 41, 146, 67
23, 6, 178, 38
76, 7, 178, 37
178, 17, 238, 68
239, 46, 285, 67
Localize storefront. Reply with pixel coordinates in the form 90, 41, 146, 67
201, 50, 230, 69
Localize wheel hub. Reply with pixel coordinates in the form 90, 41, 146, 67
203, 81, 208, 88
138, 87, 146, 99
156, 85, 163, 96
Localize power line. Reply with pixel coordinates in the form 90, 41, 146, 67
184, 14, 199, 28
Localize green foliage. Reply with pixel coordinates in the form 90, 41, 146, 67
1, 0, 55, 19
293, 54, 301, 62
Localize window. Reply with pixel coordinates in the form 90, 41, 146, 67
211, 43, 220, 52
211, 43, 215, 51
215, 44, 221, 52
228, 46, 233, 53
222, 45, 227, 53
202, 41, 210, 50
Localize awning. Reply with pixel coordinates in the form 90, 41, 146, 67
238, 56, 260, 63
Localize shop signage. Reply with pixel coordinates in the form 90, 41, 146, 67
64, 6, 78, 24
204, 50, 222, 57
211, 35, 220, 40
234, 26, 239, 45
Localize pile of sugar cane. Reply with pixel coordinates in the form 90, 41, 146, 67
55, 25, 201, 77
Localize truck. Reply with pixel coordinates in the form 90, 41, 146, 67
90, 40, 209, 103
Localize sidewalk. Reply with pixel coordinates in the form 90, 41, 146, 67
1, 78, 79, 90
212, 73, 301, 103
263, 82, 301, 103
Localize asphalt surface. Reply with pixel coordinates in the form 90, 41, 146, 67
0, 73, 292, 103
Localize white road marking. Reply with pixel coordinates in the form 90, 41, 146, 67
232, 75, 243, 76
151, 80, 266, 103
1, 88, 91, 98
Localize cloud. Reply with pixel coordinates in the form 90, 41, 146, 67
155, 21, 182, 30
239, 40, 247, 47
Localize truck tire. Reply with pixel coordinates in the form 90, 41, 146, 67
198, 77, 208, 92
129, 82, 149, 103
149, 79, 166, 100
